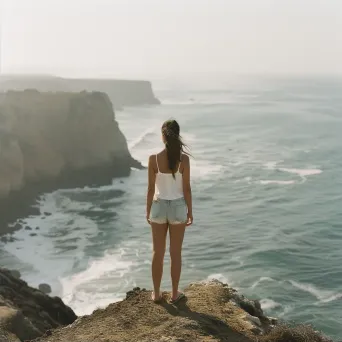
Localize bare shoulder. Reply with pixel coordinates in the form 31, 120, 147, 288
148, 154, 156, 166
148, 154, 156, 161
181, 154, 190, 164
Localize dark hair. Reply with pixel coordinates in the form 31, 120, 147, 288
162, 119, 190, 179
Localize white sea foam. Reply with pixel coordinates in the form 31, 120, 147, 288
265, 161, 279, 170
191, 160, 224, 181
259, 180, 296, 185
289, 280, 341, 303
264, 161, 322, 178
279, 168, 322, 177
278, 305, 294, 318
263, 161, 322, 184
318, 293, 342, 304
60, 249, 136, 315
260, 298, 282, 310
128, 126, 158, 150
251, 277, 276, 289
206, 273, 230, 285
234, 176, 252, 184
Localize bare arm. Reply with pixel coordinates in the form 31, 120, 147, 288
146, 155, 156, 222
182, 155, 193, 225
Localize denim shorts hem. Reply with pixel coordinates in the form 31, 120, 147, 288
149, 197, 187, 225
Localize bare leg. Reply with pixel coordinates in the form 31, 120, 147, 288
169, 223, 186, 300
151, 222, 168, 300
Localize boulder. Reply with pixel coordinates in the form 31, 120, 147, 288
38, 283, 52, 295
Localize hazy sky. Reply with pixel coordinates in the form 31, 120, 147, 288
1, 0, 342, 78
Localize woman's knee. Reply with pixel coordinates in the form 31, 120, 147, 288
153, 248, 166, 260
169, 247, 182, 261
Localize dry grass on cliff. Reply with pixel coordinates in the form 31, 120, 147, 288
258, 324, 331, 342
36, 282, 254, 342
34, 282, 334, 342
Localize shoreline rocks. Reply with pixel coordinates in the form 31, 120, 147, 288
38, 284, 52, 295
0, 268, 77, 342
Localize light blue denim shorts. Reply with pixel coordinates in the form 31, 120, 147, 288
150, 197, 187, 224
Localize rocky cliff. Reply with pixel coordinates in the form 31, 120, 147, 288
0, 272, 333, 342
0, 75, 160, 109
33, 281, 332, 342
0, 90, 142, 234
0, 268, 76, 342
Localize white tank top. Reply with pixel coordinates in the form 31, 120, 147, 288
154, 154, 184, 200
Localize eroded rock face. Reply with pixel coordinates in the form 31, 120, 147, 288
0, 90, 142, 233
0, 268, 77, 342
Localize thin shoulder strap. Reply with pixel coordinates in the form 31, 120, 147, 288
155, 154, 160, 173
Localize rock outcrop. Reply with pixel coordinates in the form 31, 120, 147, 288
33, 280, 333, 342
0, 75, 160, 109
0, 90, 142, 234
0, 268, 77, 342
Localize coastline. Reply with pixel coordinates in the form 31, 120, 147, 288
0, 157, 144, 238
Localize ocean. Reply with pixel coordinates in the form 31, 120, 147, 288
1, 75, 341, 339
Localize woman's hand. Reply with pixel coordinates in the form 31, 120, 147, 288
186, 212, 193, 226
146, 213, 151, 225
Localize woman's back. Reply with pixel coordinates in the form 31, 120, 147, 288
146, 119, 193, 303
154, 152, 183, 200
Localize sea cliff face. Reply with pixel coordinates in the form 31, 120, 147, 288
0, 75, 160, 109
0, 90, 142, 234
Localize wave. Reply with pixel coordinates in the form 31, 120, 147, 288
278, 168, 322, 177
264, 161, 322, 177
60, 249, 136, 315
128, 126, 157, 150
251, 277, 276, 289
260, 298, 282, 310
264, 161, 322, 183
259, 180, 296, 185
289, 280, 342, 304
206, 273, 230, 285
265, 161, 280, 170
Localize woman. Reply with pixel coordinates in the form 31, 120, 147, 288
146, 119, 193, 304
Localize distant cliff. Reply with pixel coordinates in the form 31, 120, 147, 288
0, 75, 160, 109
0, 90, 142, 234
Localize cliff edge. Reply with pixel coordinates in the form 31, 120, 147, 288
34, 281, 333, 342
0, 90, 142, 233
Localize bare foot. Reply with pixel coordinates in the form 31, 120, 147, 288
170, 292, 185, 304
151, 291, 162, 303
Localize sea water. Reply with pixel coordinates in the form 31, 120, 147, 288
1, 75, 341, 339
